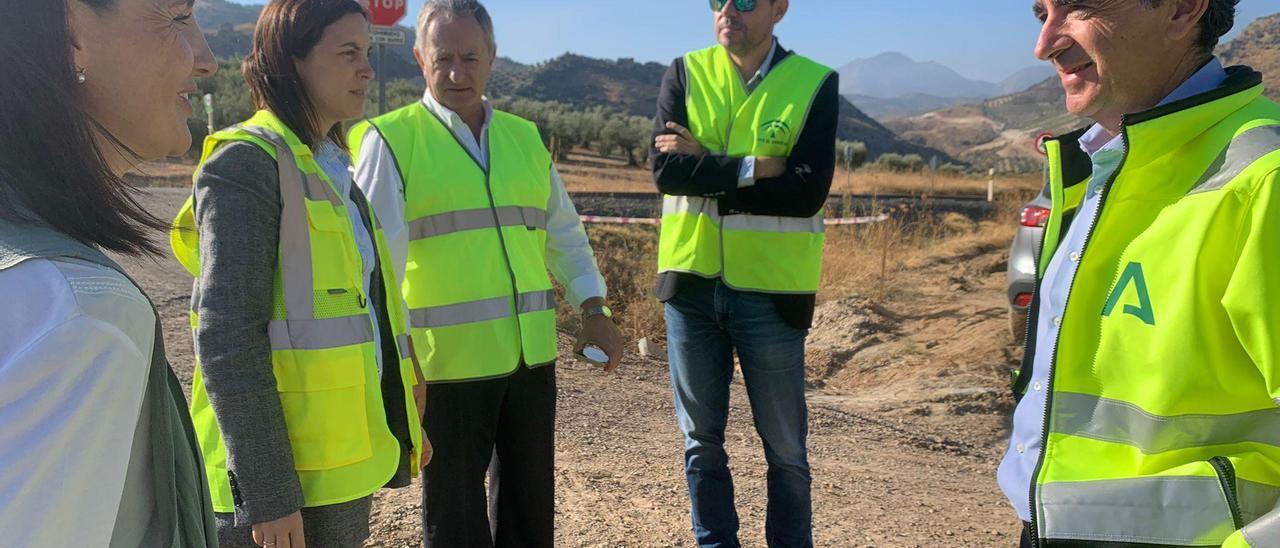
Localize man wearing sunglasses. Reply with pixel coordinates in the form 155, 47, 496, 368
651, 0, 836, 546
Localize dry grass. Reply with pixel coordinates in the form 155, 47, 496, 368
830, 167, 1041, 198
555, 224, 666, 344
556, 151, 655, 193
558, 150, 1044, 199
554, 175, 1039, 347
820, 194, 1027, 304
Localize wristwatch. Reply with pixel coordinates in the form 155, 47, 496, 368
583, 305, 613, 319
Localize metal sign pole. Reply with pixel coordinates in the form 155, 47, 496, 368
203, 93, 214, 134
377, 44, 387, 115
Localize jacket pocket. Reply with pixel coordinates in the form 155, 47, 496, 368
272, 338, 373, 471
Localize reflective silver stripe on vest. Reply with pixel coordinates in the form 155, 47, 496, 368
1239, 477, 1280, 524
410, 289, 556, 329
1243, 508, 1280, 546
1052, 391, 1280, 453
238, 126, 345, 208
1188, 124, 1280, 195
517, 289, 555, 314
267, 316, 374, 351
1038, 477, 1237, 544
663, 195, 822, 233
722, 213, 824, 234
408, 206, 547, 241
303, 173, 344, 208
246, 128, 317, 319
662, 195, 720, 220
397, 334, 414, 360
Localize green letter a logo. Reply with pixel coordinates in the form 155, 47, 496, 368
1102, 262, 1155, 326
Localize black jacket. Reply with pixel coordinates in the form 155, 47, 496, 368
650, 44, 839, 329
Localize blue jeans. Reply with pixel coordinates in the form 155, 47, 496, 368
665, 280, 813, 548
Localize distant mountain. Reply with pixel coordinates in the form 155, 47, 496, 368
838, 52, 996, 99
997, 65, 1057, 95
843, 93, 979, 118
885, 12, 1280, 172
838, 52, 1057, 124
487, 54, 668, 118
1218, 12, 1280, 102
486, 53, 953, 161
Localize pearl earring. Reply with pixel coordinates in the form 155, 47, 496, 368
76, 68, 86, 84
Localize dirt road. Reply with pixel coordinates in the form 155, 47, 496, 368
119, 188, 1025, 547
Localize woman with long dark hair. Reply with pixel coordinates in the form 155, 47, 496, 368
169, 1, 431, 546
0, 0, 218, 545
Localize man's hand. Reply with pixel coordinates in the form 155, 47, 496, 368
654, 122, 706, 157
252, 511, 304, 548
575, 300, 625, 373
419, 432, 434, 470
755, 156, 787, 179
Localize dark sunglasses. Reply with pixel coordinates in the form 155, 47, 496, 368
709, 0, 758, 13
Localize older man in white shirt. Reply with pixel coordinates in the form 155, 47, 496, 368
350, 1, 623, 546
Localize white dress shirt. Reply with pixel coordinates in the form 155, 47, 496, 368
354, 91, 607, 307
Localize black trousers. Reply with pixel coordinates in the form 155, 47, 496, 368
422, 363, 556, 548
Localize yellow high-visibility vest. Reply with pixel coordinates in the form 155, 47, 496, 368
658, 44, 833, 294
350, 103, 558, 383
171, 110, 423, 512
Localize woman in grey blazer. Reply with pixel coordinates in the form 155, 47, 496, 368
181, 1, 431, 547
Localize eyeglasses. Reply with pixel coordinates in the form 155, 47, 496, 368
709, 0, 758, 13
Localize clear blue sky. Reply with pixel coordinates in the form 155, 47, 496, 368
238, 0, 1275, 82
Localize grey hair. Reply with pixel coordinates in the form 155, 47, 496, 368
414, 0, 497, 55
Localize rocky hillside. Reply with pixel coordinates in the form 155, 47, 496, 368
881, 12, 1278, 172
1218, 12, 1280, 101
884, 77, 1083, 173
192, 0, 951, 161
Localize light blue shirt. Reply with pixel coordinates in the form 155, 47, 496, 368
736, 38, 779, 188
316, 139, 384, 376
997, 58, 1228, 522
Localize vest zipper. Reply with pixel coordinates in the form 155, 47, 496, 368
420, 107, 529, 366
479, 159, 527, 365
1027, 125, 1130, 547
1210, 456, 1245, 530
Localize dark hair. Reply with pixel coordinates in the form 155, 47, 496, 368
1141, 0, 1240, 53
0, 0, 169, 256
244, 0, 368, 149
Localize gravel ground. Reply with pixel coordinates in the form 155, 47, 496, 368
114, 187, 1025, 547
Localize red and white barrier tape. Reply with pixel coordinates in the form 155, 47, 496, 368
824, 214, 891, 225
578, 215, 661, 225
578, 214, 890, 226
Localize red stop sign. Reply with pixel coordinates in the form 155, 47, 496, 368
366, 0, 407, 27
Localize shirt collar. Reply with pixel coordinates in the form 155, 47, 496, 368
745, 38, 780, 90
421, 88, 494, 134
1079, 57, 1228, 158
